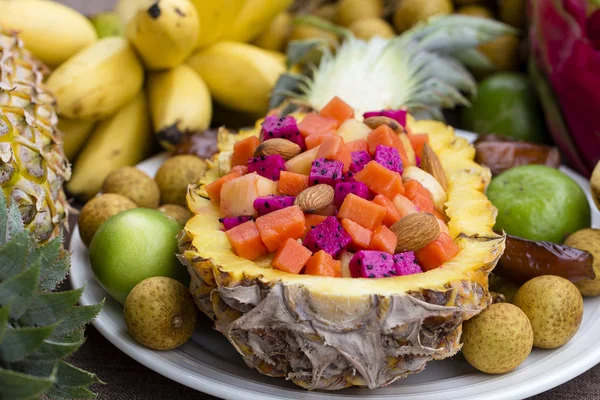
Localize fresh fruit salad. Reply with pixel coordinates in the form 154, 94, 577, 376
206, 96, 459, 278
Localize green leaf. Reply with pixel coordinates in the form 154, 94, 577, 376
0, 191, 25, 245
52, 300, 104, 337
0, 366, 56, 399
55, 361, 103, 388
0, 324, 55, 362
0, 231, 31, 282
19, 288, 83, 327
0, 261, 40, 319
292, 15, 351, 39
0, 193, 7, 246
28, 337, 85, 361
270, 73, 305, 109
9, 359, 55, 377
39, 254, 70, 292
47, 384, 97, 399
32, 235, 65, 291
0, 305, 9, 342
286, 38, 329, 69
454, 48, 494, 70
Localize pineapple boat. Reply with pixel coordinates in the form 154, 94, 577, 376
179, 95, 505, 390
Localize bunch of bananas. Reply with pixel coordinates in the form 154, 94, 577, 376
0, 0, 290, 199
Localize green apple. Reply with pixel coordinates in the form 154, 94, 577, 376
89, 208, 189, 304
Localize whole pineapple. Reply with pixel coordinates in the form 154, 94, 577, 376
0, 29, 70, 244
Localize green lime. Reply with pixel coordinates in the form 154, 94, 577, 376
89, 208, 189, 304
461, 73, 548, 143
487, 165, 591, 243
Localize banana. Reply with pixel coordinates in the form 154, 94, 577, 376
187, 42, 285, 114
126, 0, 199, 70
252, 11, 292, 52
147, 64, 212, 150
59, 118, 96, 161
223, 0, 293, 43
190, 0, 246, 49
115, 0, 155, 25
66, 92, 152, 200
46, 37, 144, 120
0, 0, 97, 67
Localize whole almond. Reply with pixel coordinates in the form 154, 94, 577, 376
364, 116, 404, 134
390, 212, 441, 252
254, 139, 301, 160
421, 143, 449, 191
295, 184, 334, 213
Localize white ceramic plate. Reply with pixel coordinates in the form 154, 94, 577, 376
70, 131, 600, 400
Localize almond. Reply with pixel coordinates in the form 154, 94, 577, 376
254, 139, 301, 160
421, 143, 449, 191
390, 212, 441, 252
363, 116, 404, 134
295, 184, 334, 213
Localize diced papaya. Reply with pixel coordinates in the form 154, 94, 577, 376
255, 205, 306, 252
407, 133, 429, 159
319, 96, 354, 128
317, 135, 352, 172
415, 233, 459, 271
403, 180, 434, 214
231, 136, 260, 166
338, 193, 386, 230
305, 250, 342, 277
341, 218, 373, 250
279, 171, 310, 196
366, 125, 410, 167
372, 195, 401, 227
392, 194, 420, 218
369, 225, 397, 254
302, 213, 328, 239
205, 168, 245, 204
346, 139, 368, 153
354, 161, 404, 199
298, 113, 338, 137
225, 220, 268, 260
305, 133, 333, 149
272, 238, 313, 274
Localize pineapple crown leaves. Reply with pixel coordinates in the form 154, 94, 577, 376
271, 15, 519, 120
0, 193, 105, 399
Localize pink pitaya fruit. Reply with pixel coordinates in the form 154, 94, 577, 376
253, 195, 295, 216
363, 109, 407, 128
350, 151, 371, 174
303, 216, 352, 257
219, 216, 254, 230
260, 115, 305, 149
393, 252, 423, 276
248, 154, 286, 181
374, 145, 403, 174
349, 250, 397, 278
334, 181, 370, 207
309, 158, 344, 186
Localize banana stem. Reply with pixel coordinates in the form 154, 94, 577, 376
292, 15, 352, 39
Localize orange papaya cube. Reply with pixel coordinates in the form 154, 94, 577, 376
407, 133, 429, 159
372, 195, 401, 227
297, 113, 338, 137
272, 238, 313, 274
354, 161, 404, 199
226, 220, 268, 260
231, 136, 260, 166
255, 205, 305, 252
319, 96, 355, 128
317, 136, 352, 172
278, 171, 310, 196
341, 218, 373, 250
305, 250, 342, 277
302, 213, 328, 239
305, 133, 333, 149
415, 233, 459, 271
403, 180, 435, 214
367, 125, 410, 166
369, 225, 397, 254
205, 168, 245, 204
346, 139, 369, 153
338, 193, 386, 230
392, 194, 420, 218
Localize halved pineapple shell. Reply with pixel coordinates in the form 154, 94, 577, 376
178, 115, 505, 390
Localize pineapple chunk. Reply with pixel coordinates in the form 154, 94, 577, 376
220, 172, 277, 217
284, 146, 320, 175
337, 119, 371, 142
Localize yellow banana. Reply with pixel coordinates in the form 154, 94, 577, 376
115, 0, 155, 25
0, 0, 97, 67
187, 42, 285, 114
190, 0, 246, 49
252, 11, 292, 52
59, 118, 96, 161
46, 37, 144, 120
126, 0, 199, 70
147, 64, 212, 150
223, 0, 293, 43
66, 92, 152, 200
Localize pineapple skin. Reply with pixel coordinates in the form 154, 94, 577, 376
0, 30, 70, 243
178, 116, 505, 389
